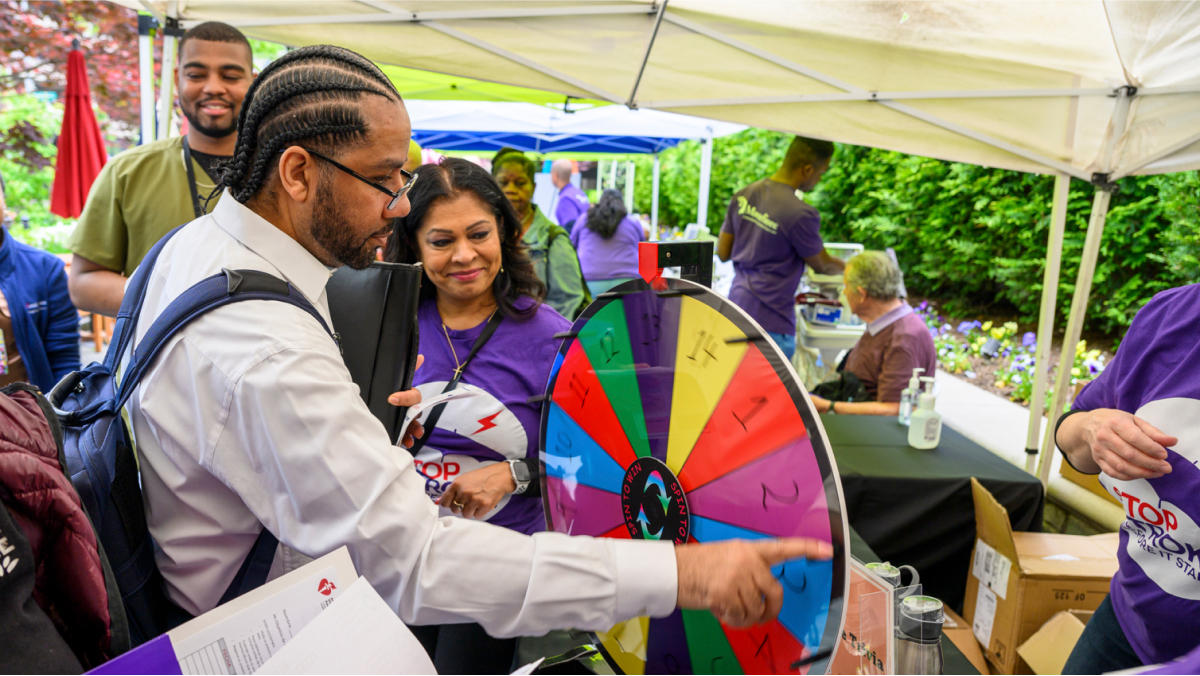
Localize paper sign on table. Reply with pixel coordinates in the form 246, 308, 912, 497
257, 577, 435, 675
89, 547, 357, 675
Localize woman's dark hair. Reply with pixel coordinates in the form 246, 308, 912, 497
586, 188, 627, 239
490, 151, 536, 184
386, 158, 545, 320
217, 44, 401, 204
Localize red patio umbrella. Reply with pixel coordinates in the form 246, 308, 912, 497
50, 46, 107, 219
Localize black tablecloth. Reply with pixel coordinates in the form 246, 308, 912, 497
826, 414, 1044, 614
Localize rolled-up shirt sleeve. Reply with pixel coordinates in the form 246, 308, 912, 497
208, 328, 677, 637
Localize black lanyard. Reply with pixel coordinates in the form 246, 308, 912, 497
181, 136, 206, 220
407, 311, 504, 454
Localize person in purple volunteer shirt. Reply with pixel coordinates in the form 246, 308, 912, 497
570, 188, 646, 296
1055, 283, 1200, 674
385, 157, 569, 672
717, 136, 846, 359
550, 159, 590, 233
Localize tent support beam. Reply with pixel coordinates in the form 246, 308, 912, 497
191, 4, 657, 29
1036, 187, 1112, 485
1024, 173, 1070, 473
652, 154, 661, 240
422, 21, 623, 104
138, 14, 155, 145
156, 0, 178, 141
662, 11, 1091, 181
1034, 86, 1132, 486
697, 138, 713, 233
627, 0, 667, 108
625, 160, 635, 213
1110, 127, 1200, 180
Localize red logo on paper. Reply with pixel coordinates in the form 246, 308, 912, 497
318, 578, 336, 596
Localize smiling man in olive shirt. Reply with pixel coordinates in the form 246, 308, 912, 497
68, 22, 253, 316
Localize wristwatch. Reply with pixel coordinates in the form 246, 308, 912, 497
508, 459, 531, 495
828, 401, 838, 415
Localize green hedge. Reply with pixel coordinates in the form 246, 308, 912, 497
635, 130, 1200, 337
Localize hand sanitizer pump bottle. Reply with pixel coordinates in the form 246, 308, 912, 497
898, 367, 925, 426
908, 377, 942, 449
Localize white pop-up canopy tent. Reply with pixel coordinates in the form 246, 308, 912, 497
404, 99, 744, 232
127, 0, 1200, 497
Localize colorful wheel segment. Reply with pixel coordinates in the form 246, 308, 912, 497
541, 278, 848, 675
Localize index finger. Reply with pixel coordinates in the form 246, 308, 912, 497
753, 538, 834, 565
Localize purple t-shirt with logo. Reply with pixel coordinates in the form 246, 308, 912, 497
1071, 283, 1200, 665
569, 213, 645, 281
554, 183, 590, 233
720, 179, 825, 335
411, 297, 570, 535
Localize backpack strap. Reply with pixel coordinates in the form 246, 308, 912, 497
110, 269, 333, 414
104, 225, 188, 372
218, 527, 279, 606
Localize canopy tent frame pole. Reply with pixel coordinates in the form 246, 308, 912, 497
188, 3, 658, 29
156, 0, 179, 141
624, 160, 635, 213
610, 158, 618, 192
422, 21, 624, 104
1035, 87, 1134, 486
651, 154, 661, 240
1024, 173, 1071, 473
626, 0, 667, 108
660, 11, 1094, 181
596, 159, 604, 193
697, 137, 713, 232
138, 14, 156, 145
1110, 127, 1200, 181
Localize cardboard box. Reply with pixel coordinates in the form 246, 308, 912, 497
943, 605, 990, 675
963, 479, 1118, 675
1016, 610, 1094, 675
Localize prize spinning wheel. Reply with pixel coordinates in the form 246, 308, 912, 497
540, 277, 848, 675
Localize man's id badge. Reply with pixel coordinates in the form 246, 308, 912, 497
0, 328, 7, 375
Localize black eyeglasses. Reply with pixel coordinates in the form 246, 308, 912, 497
292, 147, 417, 210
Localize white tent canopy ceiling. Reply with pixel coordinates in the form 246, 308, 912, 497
128, 0, 1200, 499
127, 0, 1200, 180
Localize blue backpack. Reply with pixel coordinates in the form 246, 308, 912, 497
49, 226, 335, 646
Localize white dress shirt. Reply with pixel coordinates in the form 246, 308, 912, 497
124, 192, 677, 635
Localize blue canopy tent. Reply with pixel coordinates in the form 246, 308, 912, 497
405, 100, 744, 234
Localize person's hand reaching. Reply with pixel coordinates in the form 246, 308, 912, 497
675, 538, 834, 627
389, 354, 424, 449
1082, 408, 1176, 480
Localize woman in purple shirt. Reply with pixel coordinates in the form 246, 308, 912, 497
569, 189, 646, 296
385, 157, 570, 672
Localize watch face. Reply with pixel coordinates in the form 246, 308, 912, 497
512, 461, 532, 482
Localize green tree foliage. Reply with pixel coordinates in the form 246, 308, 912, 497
635, 129, 1198, 337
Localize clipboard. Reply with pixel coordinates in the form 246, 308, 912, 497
326, 261, 423, 444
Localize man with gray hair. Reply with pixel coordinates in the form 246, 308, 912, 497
810, 251, 936, 415
549, 159, 589, 233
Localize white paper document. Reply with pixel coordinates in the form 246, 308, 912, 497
972, 584, 998, 648
169, 548, 357, 675
257, 577, 436, 675
971, 539, 1012, 600
399, 387, 481, 444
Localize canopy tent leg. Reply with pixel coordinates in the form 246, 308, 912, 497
156, 0, 179, 140
697, 138, 713, 232
596, 159, 603, 192
624, 160, 635, 213
610, 159, 618, 193
1035, 187, 1113, 486
651, 154, 661, 240
1024, 173, 1071, 473
138, 14, 155, 145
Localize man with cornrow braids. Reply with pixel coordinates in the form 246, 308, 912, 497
122, 44, 832, 648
